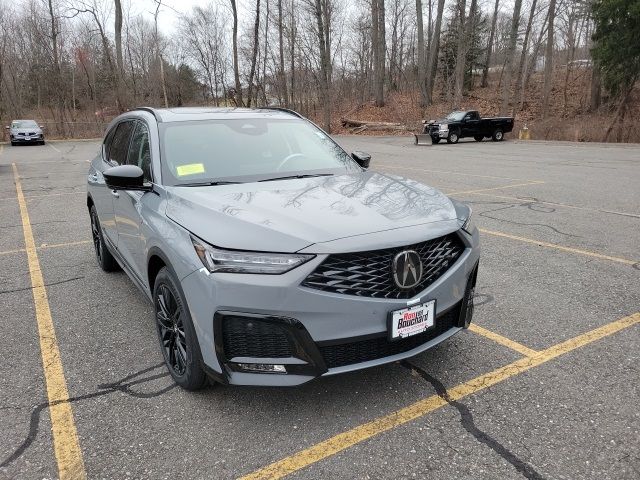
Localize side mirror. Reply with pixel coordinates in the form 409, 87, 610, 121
352, 151, 371, 169
103, 165, 151, 191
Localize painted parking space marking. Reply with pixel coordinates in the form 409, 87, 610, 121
11, 164, 86, 480
445, 181, 545, 196
376, 164, 540, 182
0, 240, 91, 257
47, 143, 61, 153
479, 228, 638, 266
465, 192, 640, 219
239, 312, 640, 480
468, 324, 539, 358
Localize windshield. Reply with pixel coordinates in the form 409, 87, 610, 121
159, 118, 360, 186
12, 120, 38, 128
445, 111, 466, 121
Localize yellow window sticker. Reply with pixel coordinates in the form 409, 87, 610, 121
176, 163, 205, 176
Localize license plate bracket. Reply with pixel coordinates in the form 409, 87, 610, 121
387, 300, 436, 341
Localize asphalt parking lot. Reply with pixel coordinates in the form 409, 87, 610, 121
1, 136, 638, 480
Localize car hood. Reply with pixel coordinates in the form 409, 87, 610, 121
12, 127, 42, 134
165, 171, 458, 252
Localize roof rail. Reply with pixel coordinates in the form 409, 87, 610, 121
132, 107, 159, 121
257, 106, 304, 119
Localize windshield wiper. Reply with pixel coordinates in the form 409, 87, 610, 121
176, 180, 242, 187
258, 173, 334, 183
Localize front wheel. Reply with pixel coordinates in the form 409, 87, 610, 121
447, 131, 459, 144
474, 136, 484, 142
431, 136, 441, 144
492, 129, 504, 141
154, 267, 208, 391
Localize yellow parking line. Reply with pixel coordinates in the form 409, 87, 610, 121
445, 181, 545, 196
239, 312, 640, 480
468, 324, 539, 357
376, 164, 537, 182
466, 192, 640, 219
479, 228, 637, 266
12, 164, 86, 480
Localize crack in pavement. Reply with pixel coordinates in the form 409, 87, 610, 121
400, 360, 547, 480
0, 363, 175, 469
0, 276, 84, 295
476, 202, 580, 238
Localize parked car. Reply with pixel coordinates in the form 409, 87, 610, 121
421, 110, 514, 144
87, 107, 480, 390
6, 120, 45, 145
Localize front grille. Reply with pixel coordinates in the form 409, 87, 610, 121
222, 316, 293, 359
319, 303, 459, 369
302, 233, 465, 299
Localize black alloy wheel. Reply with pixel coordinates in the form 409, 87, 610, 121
156, 284, 188, 377
153, 267, 207, 390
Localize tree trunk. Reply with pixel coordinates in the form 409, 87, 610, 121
481, 0, 499, 88
114, 0, 126, 111
278, 0, 288, 106
542, 0, 556, 118
416, 0, 427, 106
314, 0, 331, 132
452, 0, 467, 107
425, 0, 445, 105
589, 65, 601, 111
246, 0, 261, 107
500, 0, 522, 114
230, 0, 243, 106
371, 0, 385, 106
47, 0, 66, 135
512, 0, 537, 115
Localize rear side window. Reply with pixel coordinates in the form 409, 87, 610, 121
106, 121, 135, 165
126, 122, 152, 182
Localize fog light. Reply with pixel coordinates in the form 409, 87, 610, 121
236, 363, 287, 374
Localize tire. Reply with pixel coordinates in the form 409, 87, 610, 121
10, 141, 16, 146
90, 205, 119, 272
153, 267, 207, 390
492, 129, 504, 141
40, 140, 45, 145
447, 131, 459, 144
431, 136, 440, 144
474, 136, 484, 142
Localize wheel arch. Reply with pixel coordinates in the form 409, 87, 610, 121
147, 246, 173, 292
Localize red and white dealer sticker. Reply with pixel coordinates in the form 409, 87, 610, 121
389, 300, 435, 340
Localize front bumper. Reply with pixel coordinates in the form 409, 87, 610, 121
11, 135, 43, 143
181, 227, 480, 386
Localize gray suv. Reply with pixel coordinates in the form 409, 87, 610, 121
87, 107, 480, 390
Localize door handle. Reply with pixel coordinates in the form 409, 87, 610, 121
111, 190, 119, 198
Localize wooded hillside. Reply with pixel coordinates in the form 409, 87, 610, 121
1, 0, 638, 142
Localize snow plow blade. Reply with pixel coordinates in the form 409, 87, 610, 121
414, 133, 432, 146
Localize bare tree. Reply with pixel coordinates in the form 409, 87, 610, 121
371, 0, 385, 106
542, 0, 556, 118
424, 0, 445, 105
500, 0, 522, 114
512, 0, 538, 115
481, 0, 499, 88
278, 0, 288, 106
230, 0, 243, 106
416, 0, 427, 106
246, 0, 261, 107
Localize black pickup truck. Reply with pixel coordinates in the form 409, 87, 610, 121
418, 110, 514, 144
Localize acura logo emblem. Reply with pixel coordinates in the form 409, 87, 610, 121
392, 250, 423, 289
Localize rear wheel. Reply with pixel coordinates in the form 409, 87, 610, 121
431, 136, 440, 144
154, 267, 207, 390
474, 135, 484, 142
90, 205, 119, 272
492, 129, 504, 141
447, 131, 459, 144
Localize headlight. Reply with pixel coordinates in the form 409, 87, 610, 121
461, 207, 474, 233
191, 235, 315, 274
439, 123, 448, 130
